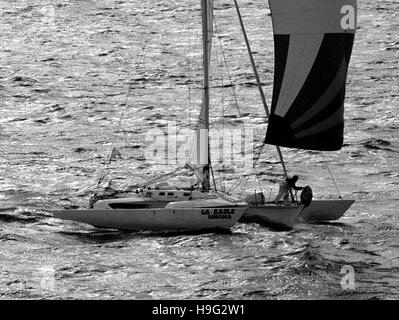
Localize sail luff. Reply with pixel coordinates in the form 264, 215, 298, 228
187, 0, 213, 189
201, 0, 211, 191
202, 0, 210, 136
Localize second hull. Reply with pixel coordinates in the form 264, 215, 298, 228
299, 199, 355, 222
240, 204, 303, 230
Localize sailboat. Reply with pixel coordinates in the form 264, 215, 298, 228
238, 0, 357, 226
53, 0, 248, 232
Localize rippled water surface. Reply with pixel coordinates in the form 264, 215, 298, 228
0, 0, 398, 299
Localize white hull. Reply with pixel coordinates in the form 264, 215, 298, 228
241, 204, 303, 230
53, 206, 247, 232
299, 199, 355, 222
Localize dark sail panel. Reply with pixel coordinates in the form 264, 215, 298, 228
265, 0, 357, 151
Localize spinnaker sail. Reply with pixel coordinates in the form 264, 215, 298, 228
265, 0, 357, 151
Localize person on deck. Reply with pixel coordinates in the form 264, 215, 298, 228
273, 175, 304, 204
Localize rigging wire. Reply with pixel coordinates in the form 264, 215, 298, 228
236, 174, 249, 198
253, 142, 266, 166
320, 152, 343, 199
228, 174, 247, 193
233, 0, 289, 182
187, 0, 196, 187
225, 141, 266, 194
213, 20, 245, 134
95, 33, 151, 190
141, 167, 186, 187
210, 3, 249, 192
215, 0, 226, 192
188, 0, 193, 130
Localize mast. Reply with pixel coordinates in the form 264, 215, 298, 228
233, 0, 288, 179
201, 0, 211, 191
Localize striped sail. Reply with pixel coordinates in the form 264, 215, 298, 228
265, 0, 357, 151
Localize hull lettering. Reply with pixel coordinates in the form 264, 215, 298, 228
201, 208, 235, 220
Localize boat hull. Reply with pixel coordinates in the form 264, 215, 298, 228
53, 206, 247, 232
299, 199, 355, 222
240, 204, 303, 230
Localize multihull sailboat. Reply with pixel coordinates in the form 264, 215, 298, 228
54, 0, 248, 232
240, 0, 357, 226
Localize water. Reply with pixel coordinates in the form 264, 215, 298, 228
0, 0, 398, 299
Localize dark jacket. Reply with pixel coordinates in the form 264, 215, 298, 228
286, 177, 303, 191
